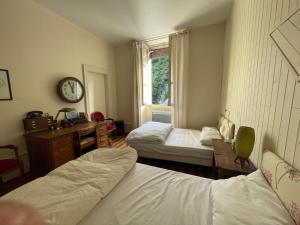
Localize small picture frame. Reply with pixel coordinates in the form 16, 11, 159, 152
0, 69, 13, 100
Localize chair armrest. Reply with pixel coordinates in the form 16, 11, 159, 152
0, 145, 17, 149
0, 145, 19, 159
104, 118, 115, 125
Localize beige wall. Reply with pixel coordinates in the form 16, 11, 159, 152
115, 23, 225, 131
187, 23, 225, 129
0, 0, 117, 174
221, 0, 300, 169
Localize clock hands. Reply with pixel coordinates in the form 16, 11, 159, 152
68, 81, 75, 94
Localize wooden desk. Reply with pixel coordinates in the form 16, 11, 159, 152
25, 122, 108, 176
212, 139, 256, 178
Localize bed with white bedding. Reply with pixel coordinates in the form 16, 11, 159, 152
126, 117, 234, 166
129, 128, 214, 166
1, 147, 299, 225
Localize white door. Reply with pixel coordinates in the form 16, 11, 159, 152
85, 70, 107, 118
86, 73, 107, 116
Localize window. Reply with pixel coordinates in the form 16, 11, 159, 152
151, 56, 170, 105
143, 47, 170, 105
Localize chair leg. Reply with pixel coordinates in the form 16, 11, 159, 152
20, 162, 24, 174
108, 138, 112, 147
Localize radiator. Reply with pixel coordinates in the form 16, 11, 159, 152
152, 112, 171, 123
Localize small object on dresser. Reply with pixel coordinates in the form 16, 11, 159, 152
79, 112, 88, 121
23, 116, 53, 134
61, 119, 73, 128
26, 111, 43, 119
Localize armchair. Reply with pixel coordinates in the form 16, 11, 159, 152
0, 145, 24, 183
91, 112, 116, 137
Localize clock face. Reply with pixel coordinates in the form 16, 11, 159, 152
57, 77, 84, 103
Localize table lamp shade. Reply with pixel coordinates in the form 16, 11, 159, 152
54, 108, 75, 120
234, 126, 255, 159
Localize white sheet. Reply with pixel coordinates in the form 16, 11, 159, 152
79, 163, 213, 225
126, 121, 173, 144
1, 148, 137, 225
129, 128, 213, 165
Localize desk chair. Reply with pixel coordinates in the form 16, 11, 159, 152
91, 112, 116, 137
75, 127, 96, 156
0, 145, 24, 183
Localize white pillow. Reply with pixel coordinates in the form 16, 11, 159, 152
200, 127, 221, 146
211, 170, 295, 225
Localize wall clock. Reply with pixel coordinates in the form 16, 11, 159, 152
57, 77, 85, 103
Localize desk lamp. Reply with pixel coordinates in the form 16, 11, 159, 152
234, 126, 255, 169
54, 108, 75, 121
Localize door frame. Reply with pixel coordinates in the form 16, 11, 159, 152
82, 64, 109, 120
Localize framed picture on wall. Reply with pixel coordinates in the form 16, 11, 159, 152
0, 69, 13, 100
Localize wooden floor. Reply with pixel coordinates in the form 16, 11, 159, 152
0, 135, 213, 196
111, 135, 128, 148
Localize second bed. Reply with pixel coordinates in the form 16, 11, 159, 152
126, 116, 235, 167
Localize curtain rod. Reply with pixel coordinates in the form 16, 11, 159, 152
140, 29, 189, 42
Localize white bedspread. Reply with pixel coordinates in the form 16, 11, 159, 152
126, 121, 173, 144
1, 147, 137, 225
79, 163, 213, 225
129, 128, 213, 166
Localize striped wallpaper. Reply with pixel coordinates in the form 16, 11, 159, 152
221, 0, 300, 169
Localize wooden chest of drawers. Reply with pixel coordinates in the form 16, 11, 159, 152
96, 124, 109, 147
51, 135, 74, 168
25, 122, 108, 176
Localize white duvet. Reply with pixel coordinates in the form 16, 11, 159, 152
1, 148, 295, 225
126, 121, 173, 144
1, 147, 137, 225
79, 167, 295, 225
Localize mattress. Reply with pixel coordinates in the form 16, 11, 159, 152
129, 128, 214, 166
79, 163, 213, 225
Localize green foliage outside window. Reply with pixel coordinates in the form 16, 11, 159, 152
152, 56, 170, 105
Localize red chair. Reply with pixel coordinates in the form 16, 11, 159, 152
91, 112, 116, 137
0, 145, 24, 183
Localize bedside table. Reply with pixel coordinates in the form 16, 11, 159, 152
212, 139, 256, 179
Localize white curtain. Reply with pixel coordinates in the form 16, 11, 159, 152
132, 41, 149, 128
169, 32, 189, 128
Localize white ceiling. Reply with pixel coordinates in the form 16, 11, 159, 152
35, 0, 232, 45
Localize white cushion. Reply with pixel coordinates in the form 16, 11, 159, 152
211, 170, 295, 225
200, 127, 221, 146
